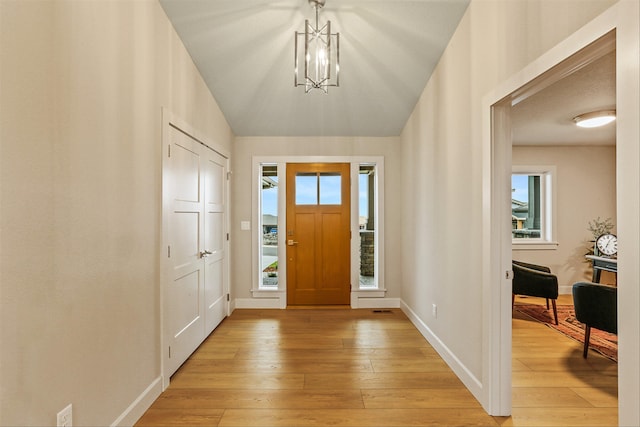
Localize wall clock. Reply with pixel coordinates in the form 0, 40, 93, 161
596, 233, 617, 256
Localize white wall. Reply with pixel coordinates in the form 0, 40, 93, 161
512, 145, 617, 290
0, 1, 232, 425
231, 137, 401, 302
400, 0, 618, 404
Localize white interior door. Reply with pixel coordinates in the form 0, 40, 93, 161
164, 125, 227, 378
203, 149, 227, 334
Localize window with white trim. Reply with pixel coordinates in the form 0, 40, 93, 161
358, 163, 377, 289
512, 166, 556, 246
260, 164, 279, 288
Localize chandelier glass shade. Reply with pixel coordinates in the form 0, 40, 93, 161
294, 0, 340, 93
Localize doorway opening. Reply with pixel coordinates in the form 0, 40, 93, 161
485, 29, 617, 415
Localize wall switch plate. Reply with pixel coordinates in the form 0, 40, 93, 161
57, 404, 72, 427
240, 221, 251, 231
432, 304, 438, 318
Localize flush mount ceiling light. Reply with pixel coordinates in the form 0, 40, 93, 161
294, 0, 340, 93
573, 110, 616, 128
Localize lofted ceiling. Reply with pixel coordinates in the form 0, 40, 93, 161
159, 0, 470, 137
160, 1, 616, 144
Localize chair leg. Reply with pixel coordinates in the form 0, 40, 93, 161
583, 325, 591, 358
551, 299, 558, 325
546, 298, 550, 309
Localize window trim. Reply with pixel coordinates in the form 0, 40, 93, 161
252, 161, 287, 297
511, 165, 558, 250
251, 156, 385, 303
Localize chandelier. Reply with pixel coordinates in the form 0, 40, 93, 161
294, 0, 340, 93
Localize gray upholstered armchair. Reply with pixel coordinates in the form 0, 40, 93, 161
512, 260, 559, 325
572, 282, 617, 358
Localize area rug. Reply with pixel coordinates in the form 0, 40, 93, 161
514, 303, 618, 362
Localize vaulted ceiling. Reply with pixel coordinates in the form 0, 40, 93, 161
159, 0, 470, 136
160, 0, 616, 145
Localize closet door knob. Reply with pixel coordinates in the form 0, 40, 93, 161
199, 250, 213, 258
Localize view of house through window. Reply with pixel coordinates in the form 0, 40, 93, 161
359, 164, 376, 288
261, 165, 278, 287
512, 174, 543, 239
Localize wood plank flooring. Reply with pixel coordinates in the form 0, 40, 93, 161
506, 295, 617, 426
136, 297, 617, 426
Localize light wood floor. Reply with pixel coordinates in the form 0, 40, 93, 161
136, 296, 617, 426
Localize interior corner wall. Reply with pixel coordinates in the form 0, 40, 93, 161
512, 145, 617, 291
230, 136, 402, 303
0, 1, 232, 425
399, 0, 618, 398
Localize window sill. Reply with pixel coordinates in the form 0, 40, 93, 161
512, 241, 559, 250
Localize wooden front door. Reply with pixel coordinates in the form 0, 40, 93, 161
286, 163, 351, 305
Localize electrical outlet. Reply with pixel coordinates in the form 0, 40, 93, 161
57, 404, 72, 427
432, 304, 438, 318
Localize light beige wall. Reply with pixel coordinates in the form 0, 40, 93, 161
400, 0, 617, 386
512, 145, 617, 289
0, 1, 231, 425
231, 137, 401, 300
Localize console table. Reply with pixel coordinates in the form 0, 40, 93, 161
585, 255, 617, 283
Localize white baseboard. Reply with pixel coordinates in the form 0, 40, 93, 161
352, 296, 401, 309
235, 297, 286, 309
234, 296, 401, 309
111, 376, 162, 427
400, 300, 483, 403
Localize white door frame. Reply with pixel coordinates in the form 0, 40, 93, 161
160, 108, 231, 389
247, 156, 386, 309
482, 3, 640, 424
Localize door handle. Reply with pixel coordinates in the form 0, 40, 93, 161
287, 240, 299, 246
199, 250, 213, 258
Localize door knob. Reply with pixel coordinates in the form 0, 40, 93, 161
199, 250, 213, 258
287, 240, 299, 246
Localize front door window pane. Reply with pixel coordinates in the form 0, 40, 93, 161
295, 173, 317, 205
319, 173, 341, 205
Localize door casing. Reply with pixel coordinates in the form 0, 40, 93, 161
249, 156, 385, 309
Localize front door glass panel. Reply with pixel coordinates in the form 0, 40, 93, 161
295, 173, 318, 205
319, 173, 341, 205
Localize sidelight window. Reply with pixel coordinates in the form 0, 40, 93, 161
260, 164, 279, 288
358, 164, 377, 289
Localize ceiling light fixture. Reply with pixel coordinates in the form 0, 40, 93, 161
294, 0, 339, 93
573, 110, 616, 128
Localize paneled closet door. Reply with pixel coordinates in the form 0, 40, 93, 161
165, 125, 227, 378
